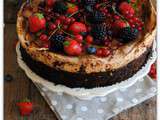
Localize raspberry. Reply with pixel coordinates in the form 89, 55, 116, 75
119, 2, 135, 16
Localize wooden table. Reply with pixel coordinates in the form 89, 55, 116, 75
4, 24, 156, 120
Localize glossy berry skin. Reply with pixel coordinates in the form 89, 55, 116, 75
149, 64, 157, 79
17, 100, 33, 116
29, 13, 46, 33
87, 46, 96, 54
74, 34, 83, 43
64, 39, 82, 56
119, 2, 135, 16
46, 0, 55, 7
49, 23, 56, 30
68, 22, 87, 35
96, 48, 110, 57
67, 3, 79, 14
113, 20, 127, 28
85, 35, 93, 43
50, 34, 65, 51
39, 34, 48, 42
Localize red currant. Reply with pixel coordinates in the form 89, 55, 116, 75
96, 48, 103, 57
65, 18, 71, 24
114, 15, 120, 20
49, 23, 56, 30
55, 19, 61, 25
40, 34, 48, 42
86, 35, 93, 43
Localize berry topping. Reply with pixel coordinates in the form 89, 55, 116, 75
68, 22, 87, 35
116, 27, 139, 43
67, 3, 79, 14
87, 46, 97, 54
119, 2, 135, 16
74, 34, 83, 43
96, 48, 111, 57
64, 39, 82, 56
113, 20, 127, 29
87, 10, 106, 24
85, 35, 93, 43
50, 34, 65, 51
82, 0, 97, 5
29, 13, 46, 33
39, 34, 48, 42
53, 1, 67, 14
46, 0, 55, 7
91, 24, 108, 44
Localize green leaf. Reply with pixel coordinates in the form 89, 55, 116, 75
63, 41, 70, 46
35, 13, 44, 19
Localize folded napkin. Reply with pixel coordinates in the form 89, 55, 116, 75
34, 76, 156, 120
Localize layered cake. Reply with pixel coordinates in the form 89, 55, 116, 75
17, 0, 156, 88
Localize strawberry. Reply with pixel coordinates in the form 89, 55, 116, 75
29, 13, 46, 33
113, 20, 127, 28
149, 64, 157, 80
46, 0, 55, 7
68, 22, 87, 35
74, 34, 83, 43
119, 2, 135, 16
64, 39, 82, 56
67, 3, 79, 14
17, 99, 33, 116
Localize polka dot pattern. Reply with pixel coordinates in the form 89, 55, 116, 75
97, 109, 104, 114
66, 104, 73, 110
80, 106, 88, 112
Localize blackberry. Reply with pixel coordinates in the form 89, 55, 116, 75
91, 24, 108, 44
117, 27, 139, 43
84, 5, 94, 13
87, 11, 106, 24
82, 0, 97, 5
53, 1, 67, 14
50, 34, 65, 52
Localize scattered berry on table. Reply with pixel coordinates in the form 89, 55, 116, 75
17, 99, 33, 116
4, 74, 13, 82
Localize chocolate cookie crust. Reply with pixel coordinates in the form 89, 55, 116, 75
20, 45, 152, 88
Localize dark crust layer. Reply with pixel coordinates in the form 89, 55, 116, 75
20, 45, 152, 88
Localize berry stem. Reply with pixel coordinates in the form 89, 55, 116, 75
48, 28, 59, 40
68, 9, 84, 18
61, 29, 74, 37
97, 0, 112, 8
112, 5, 126, 21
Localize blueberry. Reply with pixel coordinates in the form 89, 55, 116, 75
87, 46, 97, 54
4, 74, 13, 82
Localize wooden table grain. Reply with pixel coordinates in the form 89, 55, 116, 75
4, 24, 156, 120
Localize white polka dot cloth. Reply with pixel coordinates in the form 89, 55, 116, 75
34, 76, 156, 120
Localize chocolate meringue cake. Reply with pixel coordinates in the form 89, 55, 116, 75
17, 0, 156, 88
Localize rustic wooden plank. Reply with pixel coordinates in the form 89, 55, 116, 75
4, 24, 156, 120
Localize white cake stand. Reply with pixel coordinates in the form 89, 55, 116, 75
16, 41, 156, 100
